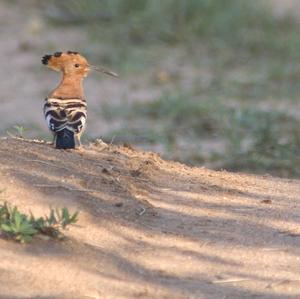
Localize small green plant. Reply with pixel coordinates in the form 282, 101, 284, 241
6, 125, 27, 138
13, 125, 26, 138
0, 202, 79, 243
0, 203, 37, 243
30, 207, 79, 238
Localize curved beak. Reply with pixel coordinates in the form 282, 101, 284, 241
89, 65, 119, 78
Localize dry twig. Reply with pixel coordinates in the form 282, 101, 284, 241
34, 184, 100, 193
212, 278, 252, 284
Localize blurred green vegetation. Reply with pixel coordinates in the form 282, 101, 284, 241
44, 0, 300, 177
46, 0, 272, 44
45, 0, 300, 64
102, 93, 300, 177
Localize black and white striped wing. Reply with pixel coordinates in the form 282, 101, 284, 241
44, 98, 87, 134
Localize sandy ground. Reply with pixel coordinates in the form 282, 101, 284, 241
0, 138, 299, 299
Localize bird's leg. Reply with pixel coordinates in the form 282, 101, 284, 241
75, 134, 82, 148
52, 133, 56, 146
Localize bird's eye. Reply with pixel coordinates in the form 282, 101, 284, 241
74, 63, 80, 68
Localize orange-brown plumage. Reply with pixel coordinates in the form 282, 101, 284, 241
42, 50, 117, 149
43, 51, 89, 99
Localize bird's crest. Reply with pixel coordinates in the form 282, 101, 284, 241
42, 51, 118, 78
42, 51, 89, 77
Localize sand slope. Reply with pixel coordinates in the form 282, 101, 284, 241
0, 138, 299, 298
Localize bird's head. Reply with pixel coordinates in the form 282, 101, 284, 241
42, 51, 118, 78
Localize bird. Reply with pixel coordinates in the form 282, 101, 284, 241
42, 50, 118, 149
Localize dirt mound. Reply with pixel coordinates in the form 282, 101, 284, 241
0, 138, 299, 299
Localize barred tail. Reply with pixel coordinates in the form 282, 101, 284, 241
55, 128, 75, 149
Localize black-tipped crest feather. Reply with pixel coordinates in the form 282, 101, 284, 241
42, 54, 52, 65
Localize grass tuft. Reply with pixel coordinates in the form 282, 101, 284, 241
0, 202, 79, 243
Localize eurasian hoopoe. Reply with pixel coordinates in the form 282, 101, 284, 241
42, 51, 117, 149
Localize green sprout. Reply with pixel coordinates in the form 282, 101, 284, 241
0, 202, 79, 243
